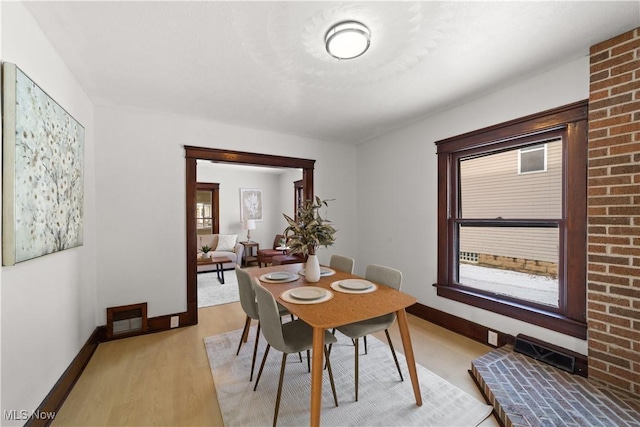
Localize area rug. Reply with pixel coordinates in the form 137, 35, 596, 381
197, 271, 239, 308
204, 327, 492, 426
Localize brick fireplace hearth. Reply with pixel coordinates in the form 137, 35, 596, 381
472, 346, 640, 427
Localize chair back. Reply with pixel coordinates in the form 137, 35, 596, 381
253, 278, 287, 352
272, 234, 285, 250
235, 266, 259, 320
365, 264, 402, 291
330, 254, 355, 274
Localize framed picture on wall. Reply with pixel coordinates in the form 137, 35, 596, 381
2, 62, 85, 266
240, 188, 263, 221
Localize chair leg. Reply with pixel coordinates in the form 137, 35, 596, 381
273, 353, 288, 427
324, 343, 332, 370
364, 335, 368, 354
254, 344, 271, 391
306, 349, 311, 373
250, 322, 261, 381
324, 346, 338, 407
384, 329, 404, 382
354, 338, 359, 402
236, 316, 251, 355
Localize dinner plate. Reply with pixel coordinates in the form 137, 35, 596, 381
289, 287, 326, 300
298, 267, 335, 277
338, 279, 373, 291
266, 272, 292, 281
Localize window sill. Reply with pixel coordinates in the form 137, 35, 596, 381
435, 284, 587, 339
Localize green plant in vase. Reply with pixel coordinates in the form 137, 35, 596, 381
283, 197, 336, 282
201, 245, 212, 258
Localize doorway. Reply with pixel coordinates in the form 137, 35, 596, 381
184, 147, 315, 325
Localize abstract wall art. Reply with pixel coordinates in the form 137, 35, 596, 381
2, 63, 85, 266
239, 188, 263, 222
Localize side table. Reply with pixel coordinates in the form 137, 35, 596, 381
240, 241, 259, 267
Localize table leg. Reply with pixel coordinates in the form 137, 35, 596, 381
310, 327, 325, 427
396, 308, 422, 406
216, 262, 225, 284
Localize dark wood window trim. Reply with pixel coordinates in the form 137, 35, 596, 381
184, 147, 315, 325
196, 182, 220, 235
294, 179, 303, 218
434, 101, 588, 339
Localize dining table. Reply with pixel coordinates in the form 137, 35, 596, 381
248, 263, 422, 427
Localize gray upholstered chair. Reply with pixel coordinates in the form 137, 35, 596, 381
253, 278, 339, 427
235, 266, 291, 381
335, 264, 404, 401
329, 254, 355, 274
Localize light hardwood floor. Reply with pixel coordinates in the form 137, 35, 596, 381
53, 302, 499, 426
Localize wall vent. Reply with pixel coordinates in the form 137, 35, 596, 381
106, 302, 148, 339
514, 334, 576, 374
459, 251, 479, 263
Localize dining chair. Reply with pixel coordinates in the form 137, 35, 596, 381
253, 278, 339, 427
235, 266, 292, 381
329, 254, 355, 274
334, 264, 404, 401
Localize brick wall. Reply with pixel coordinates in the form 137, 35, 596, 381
587, 27, 640, 394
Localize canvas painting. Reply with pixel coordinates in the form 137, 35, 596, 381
2, 63, 85, 266
240, 188, 263, 221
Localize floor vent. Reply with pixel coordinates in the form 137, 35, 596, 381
106, 302, 148, 339
514, 334, 575, 373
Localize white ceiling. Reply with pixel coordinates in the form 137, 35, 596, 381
24, 1, 640, 144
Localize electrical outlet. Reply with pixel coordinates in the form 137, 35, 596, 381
170, 316, 179, 328
488, 330, 498, 346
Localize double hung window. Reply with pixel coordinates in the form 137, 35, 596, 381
435, 101, 588, 338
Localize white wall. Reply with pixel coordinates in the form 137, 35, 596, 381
0, 2, 97, 420
95, 105, 357, 321
197, 164, 301, 247
357, 57, 590, 354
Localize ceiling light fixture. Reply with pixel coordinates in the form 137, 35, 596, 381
325, 21, 371, 60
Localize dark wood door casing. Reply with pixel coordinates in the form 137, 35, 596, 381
184, 147, 315, 325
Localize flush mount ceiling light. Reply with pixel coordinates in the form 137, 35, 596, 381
325, 21, 371, 60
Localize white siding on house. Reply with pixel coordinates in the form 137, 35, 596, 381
459, 139, 562, 263
460, 139, 562, 219
460, 226, 559, 263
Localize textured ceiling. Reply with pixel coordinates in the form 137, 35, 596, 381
24, 1, 640, 144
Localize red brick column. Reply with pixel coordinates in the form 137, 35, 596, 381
587, 27, 640, 394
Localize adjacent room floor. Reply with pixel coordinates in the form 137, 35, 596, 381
52, 303, 499, 426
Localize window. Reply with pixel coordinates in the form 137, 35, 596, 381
196, 183, 219, 235
519, 144, 547, 174
435, 101, 587, 338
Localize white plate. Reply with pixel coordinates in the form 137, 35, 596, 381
266, 272, 292, 281
298, 267, 335, 277
338, 279, 373, 291
289, 287, 326, 300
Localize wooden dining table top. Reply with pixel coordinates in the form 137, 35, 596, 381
246, 263, 417, 329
